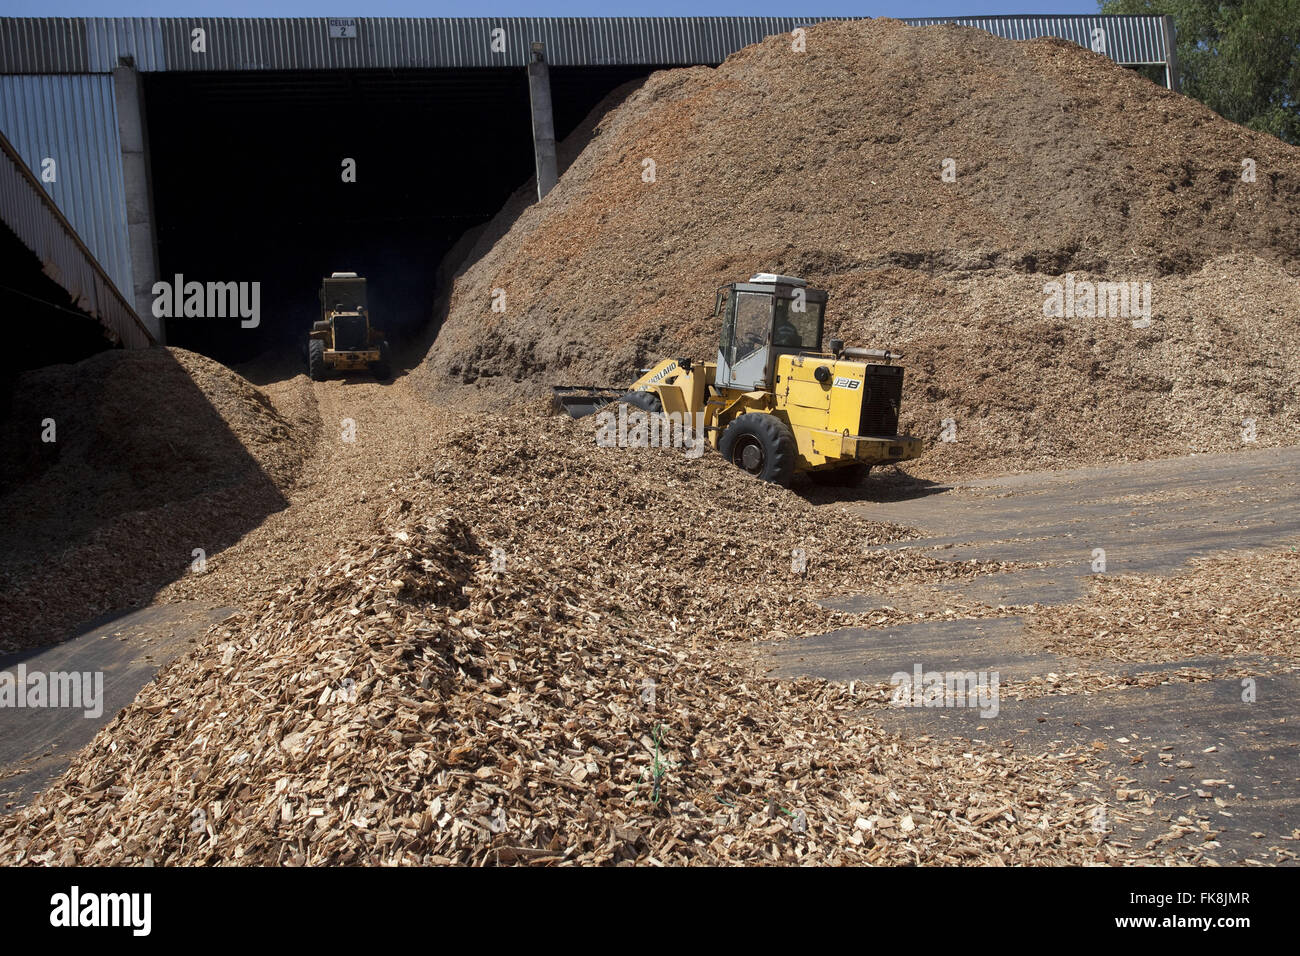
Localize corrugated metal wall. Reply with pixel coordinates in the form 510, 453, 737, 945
0, 18, 88, 73
148, 16, 861, 70
0, 16, 1172, 73
0, 74, 133, 298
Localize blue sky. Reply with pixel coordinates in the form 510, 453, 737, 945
3, 2, 1105, 19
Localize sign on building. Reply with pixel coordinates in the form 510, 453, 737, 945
327, 18, 357, 39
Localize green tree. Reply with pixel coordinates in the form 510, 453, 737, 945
1101, 0, 1300, 143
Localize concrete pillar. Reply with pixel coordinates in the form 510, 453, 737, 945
112, 60, 163, 343
527, 42, 559, 201
1162, 15, 1181, 93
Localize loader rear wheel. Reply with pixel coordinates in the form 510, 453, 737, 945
308, 339, 326, 381
372, 341, 391, 380
719, 413, 797, 486
618, 389, 662, 413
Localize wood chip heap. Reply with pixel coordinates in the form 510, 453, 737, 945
419, 18, 1300, 478
0, 348, 317, 652
0, 415, 1216, 865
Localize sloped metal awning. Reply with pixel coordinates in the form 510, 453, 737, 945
0, 128, 153, 349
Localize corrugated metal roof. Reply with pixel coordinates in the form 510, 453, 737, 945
0, 74, 134, 298
908, 15, 1168, 65
0, 16, 1172, 74
0, 128, 152, 349
0, 18, 88, 73
85, 16, 165, 73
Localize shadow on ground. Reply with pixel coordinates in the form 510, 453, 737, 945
0, 348, 296, 652
795, 466, 951, 505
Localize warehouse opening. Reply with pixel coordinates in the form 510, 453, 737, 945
143, 65, 656, 365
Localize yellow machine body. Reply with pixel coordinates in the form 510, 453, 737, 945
309, 312, 382, 369
308, 273, 389, 379
625, 354, 923, 473
555, 273, 922, 484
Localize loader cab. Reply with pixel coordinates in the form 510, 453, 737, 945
321, 272, 367, 316
715, 274, 827, 390
319, 272, 371, 351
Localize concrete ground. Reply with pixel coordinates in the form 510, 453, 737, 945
4, 446, 1296, 863
769, 447, 1300, 863
0, 602, 234, 812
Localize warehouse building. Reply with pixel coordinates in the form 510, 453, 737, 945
0, 15, 1177, 364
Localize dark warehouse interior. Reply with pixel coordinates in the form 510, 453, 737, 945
141, 65, 658, 367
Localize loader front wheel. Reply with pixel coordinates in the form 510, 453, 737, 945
719, 414, 797, 486
308, 339, 326, 381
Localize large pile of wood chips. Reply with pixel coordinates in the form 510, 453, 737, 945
420, 18, 1300, 478
0, 415, 1213, 865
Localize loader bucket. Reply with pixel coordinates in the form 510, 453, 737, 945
551, 385, 624, 419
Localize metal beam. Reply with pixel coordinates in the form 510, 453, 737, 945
1162, 15, 1181, 93
112, 61, 161, 339
527, 42, 558, 202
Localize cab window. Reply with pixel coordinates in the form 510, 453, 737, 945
734, 291, 772, 361
772, 297, 823, 350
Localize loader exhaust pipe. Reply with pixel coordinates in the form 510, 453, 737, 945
841, 347, 902, 363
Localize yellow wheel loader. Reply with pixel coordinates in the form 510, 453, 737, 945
308, 272, 391, 380
555, 273, 922, 486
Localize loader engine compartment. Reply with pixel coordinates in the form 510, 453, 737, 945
331, 315, 369, 351
860, 364, 904, 436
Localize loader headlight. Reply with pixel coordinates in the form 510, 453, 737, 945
814, 365, 831, 384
